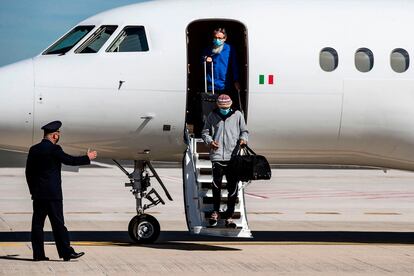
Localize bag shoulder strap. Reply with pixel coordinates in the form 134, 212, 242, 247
231, 143, 241, 157
232, 143, 257, 157
244, 145, 257, 155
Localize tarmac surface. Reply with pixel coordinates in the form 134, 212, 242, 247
1, 166, 414, 275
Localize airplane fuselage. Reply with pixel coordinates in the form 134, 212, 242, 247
1, 0, 414, 170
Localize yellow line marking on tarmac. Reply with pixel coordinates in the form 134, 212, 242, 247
72, 241, 126, 246
3, 212, 32, 215
0, 243, 25, 247
194, 242, 410, 246
1, 241, 412, 247
67, 241, 414, 247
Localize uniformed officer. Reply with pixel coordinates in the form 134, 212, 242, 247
25, 121, 97, 261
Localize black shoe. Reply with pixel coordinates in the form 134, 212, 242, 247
63, 252, 85, 261
209, 211, 220, 227
33, 256, 49, 261
225, 218, 237, 229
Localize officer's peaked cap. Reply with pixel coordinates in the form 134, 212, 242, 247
41, 120, 62, 134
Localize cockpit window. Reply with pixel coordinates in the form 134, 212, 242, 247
75, 25, 118, 54
107, 26, 149, 52
43, 25, 95, 55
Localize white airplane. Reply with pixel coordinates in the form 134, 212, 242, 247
1, 0, 413, 242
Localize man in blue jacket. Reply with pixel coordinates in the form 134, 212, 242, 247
26, 121, 97, 261
203, 28, 240, 95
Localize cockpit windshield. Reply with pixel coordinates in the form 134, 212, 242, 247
76, 26, 118, 54
107, 26, 149, 52
43, 25, 95, 55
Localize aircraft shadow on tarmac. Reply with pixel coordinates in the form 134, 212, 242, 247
0, 255, 34, 262
0, 255, 66, 262
1, 231, 414, 246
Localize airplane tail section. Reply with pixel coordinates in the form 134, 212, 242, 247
183, 134, 252, 238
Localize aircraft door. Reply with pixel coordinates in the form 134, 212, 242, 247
185, 20, 249, 137
183, 20, 252, 237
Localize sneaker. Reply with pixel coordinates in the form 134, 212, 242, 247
209, 211, 219, 227
225, 218, 237, 229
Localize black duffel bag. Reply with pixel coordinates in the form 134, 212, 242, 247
229, 144, 272, 182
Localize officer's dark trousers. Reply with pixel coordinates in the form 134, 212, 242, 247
212, 161, 238, 219
31, 200, 73, 258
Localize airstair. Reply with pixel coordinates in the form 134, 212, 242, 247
183, 132, 252, 238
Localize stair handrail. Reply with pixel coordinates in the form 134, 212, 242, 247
184, 129, 198, 176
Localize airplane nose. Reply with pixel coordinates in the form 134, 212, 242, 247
0, 59, 35, 151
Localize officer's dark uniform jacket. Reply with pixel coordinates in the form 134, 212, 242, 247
26, 139, 90, 200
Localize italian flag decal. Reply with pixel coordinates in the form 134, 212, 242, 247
259, 74, 274, 85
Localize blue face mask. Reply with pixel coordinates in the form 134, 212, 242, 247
213, 38, 224, 47
219, 108, 230, 115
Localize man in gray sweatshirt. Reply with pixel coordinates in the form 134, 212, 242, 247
202, 94, 248, 228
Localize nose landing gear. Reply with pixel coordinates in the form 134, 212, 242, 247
128, 214, 160, 243
112, 160, 172, 243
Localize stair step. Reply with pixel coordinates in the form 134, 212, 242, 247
196, 142, 210, 153
192, 227, 252, 238
199, 168, 213, 175
197, 175, 227, 183
197, 153, 210, 160
203, 197, 239, 204
199, 190, 241, 199
201, 182, 227, 189
195, 159, 212, 169
205, 226, 242, 229
204, 211, 241, 219
202, 207, 241, 213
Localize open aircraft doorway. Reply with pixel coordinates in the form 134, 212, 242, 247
183, 20, 252, 238
185, 19, 249, 137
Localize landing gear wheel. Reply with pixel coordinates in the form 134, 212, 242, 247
128, 214, 160, 244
